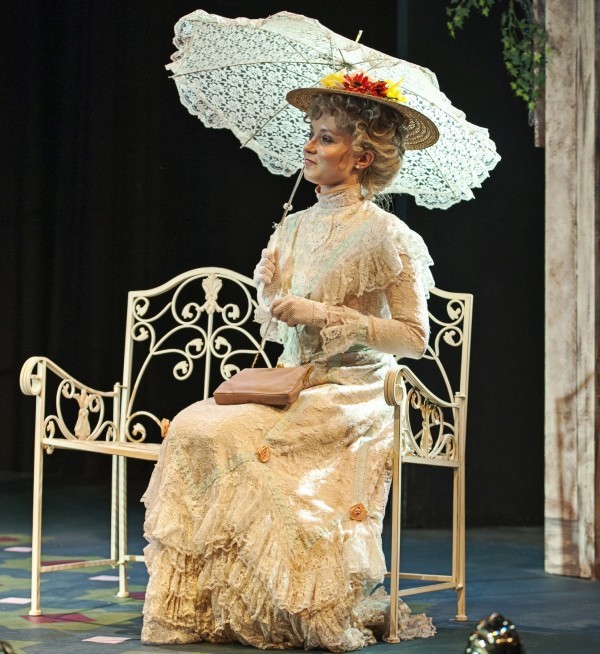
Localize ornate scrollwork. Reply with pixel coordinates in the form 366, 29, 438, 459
420, 297, 467, 403
133, 296, 150, 318
402, 387, 456, 461
125, 411, 165, 443
386, 289, 471, 465
19, 357, 44, 396
425, 299, 465, 357
169, 273, 253, 325
201, 274, 222, 315
129, 275, 257, 387
211, 325, 264, 380
22, 358, 118, 452
125, 271, 268, 435
132, 322, 155, 346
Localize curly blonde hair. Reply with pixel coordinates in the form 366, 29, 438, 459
306, 94, 409, 199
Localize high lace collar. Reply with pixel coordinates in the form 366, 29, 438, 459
314, 185, 365, 213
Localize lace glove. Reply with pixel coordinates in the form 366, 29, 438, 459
271, 295, 327, 328
253, 249, 281, 303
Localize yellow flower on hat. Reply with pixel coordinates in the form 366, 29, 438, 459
384, 79, 407, 103
320, 70, 346, 89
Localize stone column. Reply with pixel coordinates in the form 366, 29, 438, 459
544, 0, 599, 579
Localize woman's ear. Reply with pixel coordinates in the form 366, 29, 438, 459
355, 150, 375, 170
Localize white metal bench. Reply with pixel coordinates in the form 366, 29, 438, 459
20, 268, 472, 632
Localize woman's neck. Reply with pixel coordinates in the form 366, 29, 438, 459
315, 182, 361, 195
314, 184, 364, 212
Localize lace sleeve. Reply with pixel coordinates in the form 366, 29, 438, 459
319, 254, 429, 359
319, 305, 370, 357
363, 255, 429, 359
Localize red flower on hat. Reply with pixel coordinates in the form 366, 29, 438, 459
343, 72, 389, 98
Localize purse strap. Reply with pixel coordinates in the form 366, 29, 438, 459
251, 321, 306, 369
252, 183, 309, 370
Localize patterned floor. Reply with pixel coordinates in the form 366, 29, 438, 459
1, 475, 599, 653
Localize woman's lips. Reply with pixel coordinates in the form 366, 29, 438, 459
304, 158, 315, 166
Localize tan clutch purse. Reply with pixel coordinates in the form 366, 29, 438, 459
213, 364, 313, 407
214, 315, 313, 408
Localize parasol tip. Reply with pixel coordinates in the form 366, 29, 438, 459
355, 30, 363, 43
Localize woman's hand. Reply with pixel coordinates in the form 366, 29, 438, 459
271, 295, 326, 328
253, 249, 277, 286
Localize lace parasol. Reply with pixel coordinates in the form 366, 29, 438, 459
166, 10, 500, 210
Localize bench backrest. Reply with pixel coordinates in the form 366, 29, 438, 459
119, 267, 272, 444
118, 268, 472, 446
394, 287, 473, 463
414, 287, 473, 405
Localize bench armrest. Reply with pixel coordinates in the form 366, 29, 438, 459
20, 356, 121, 446
384, 364, 463, 409
384, 364, 464, 461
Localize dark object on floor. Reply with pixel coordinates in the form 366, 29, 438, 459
465, 613, 524, 653
0, 641, 16, 654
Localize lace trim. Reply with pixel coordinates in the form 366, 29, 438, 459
357, 587, 437, 642
143, 540, 435, 648
321, 306, 369, 358
314, 206, 434, 305
143, 501, 434, 648
255, 194, 434, 355
142, 446, 419, 650
314, 185, 364, 212
167, 11, 500, 210
293, 212, 368, 297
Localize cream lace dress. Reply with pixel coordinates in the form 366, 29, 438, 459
141, 186, 436, 651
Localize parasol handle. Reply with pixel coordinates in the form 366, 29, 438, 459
278, 165, 305, 225
277, 29, 361, 226
277, 29, 360, 227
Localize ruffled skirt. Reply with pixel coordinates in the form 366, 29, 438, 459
141, 356, 435, 651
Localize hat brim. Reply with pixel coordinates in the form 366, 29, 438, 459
286, 87, 439, 151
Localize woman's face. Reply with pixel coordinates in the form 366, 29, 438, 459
303, 113, 360, 193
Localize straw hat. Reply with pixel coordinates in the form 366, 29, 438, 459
286, 69, 439, 150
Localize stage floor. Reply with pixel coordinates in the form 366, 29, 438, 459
1, 474, 599, 653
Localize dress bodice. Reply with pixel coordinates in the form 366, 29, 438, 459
289, 187, 371, 298
259, 185, 434, 365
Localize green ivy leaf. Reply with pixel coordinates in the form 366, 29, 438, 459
445, 0, 549, 114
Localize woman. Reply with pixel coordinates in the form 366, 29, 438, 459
142, 70, 437, 651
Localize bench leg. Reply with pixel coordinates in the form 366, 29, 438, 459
30, 413, 44, 616
117, 455, 129, 598
384, 408, 402, 643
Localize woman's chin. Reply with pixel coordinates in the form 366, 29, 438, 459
303, 169, 319, 185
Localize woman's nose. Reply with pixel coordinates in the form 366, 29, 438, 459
304, 135, 317, 152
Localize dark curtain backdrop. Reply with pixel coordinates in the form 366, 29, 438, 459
1, 0, 544, 526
